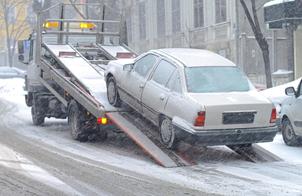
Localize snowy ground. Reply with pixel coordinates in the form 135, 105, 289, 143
1, 78, 302, 195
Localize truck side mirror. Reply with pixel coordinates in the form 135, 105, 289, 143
285, 87, 296, 96
18, 40, 31, 64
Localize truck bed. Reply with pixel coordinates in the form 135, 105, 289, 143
45, 44, 119, 112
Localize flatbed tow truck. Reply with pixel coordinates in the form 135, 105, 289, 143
18, 3, 281, 167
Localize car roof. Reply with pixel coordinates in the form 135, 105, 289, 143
152, 48, 236, 67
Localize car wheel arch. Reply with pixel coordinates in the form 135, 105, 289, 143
281, 115, 289, 123
106, 73, 114, 83
158, 114, 166, 126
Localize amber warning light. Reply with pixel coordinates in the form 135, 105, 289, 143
97, 117, 109, 125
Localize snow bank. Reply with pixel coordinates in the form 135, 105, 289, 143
0, 78, 25, 103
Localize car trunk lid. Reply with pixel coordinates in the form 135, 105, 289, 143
188, 91, 274, 129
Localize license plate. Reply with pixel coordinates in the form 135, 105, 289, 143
222, 112, 256, 124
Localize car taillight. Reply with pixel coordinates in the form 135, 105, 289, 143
270, 108, 277, 123
194, 111, 206, 127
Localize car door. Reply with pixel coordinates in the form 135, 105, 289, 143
164, 69, 189, 120
141, 60, 176, 124
289, 80, 302, 135
120, 54, 159, 113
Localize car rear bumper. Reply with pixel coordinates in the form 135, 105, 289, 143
173, 124, 278, 146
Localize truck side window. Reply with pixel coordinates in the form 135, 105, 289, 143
134, 54, 158, 78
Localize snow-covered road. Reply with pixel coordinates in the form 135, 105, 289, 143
1, 78, 302, 195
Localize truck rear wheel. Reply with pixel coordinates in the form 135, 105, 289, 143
68, 101, 88, 142
31, 104, 45, 125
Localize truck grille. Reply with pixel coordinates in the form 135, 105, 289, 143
222, 112, 256, 124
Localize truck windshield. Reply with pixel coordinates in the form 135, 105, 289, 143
185, 66, 252, 93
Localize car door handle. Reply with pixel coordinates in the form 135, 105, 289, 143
160, 94, 165, 101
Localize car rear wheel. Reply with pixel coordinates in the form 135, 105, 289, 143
281, 118, 300, 146
107, 77, 121, 107
159, 117, 176, 149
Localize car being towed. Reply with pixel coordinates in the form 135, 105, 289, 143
105, 48, 278, 149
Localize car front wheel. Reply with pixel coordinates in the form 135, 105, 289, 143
107, 77, 121, 107
159, 117, 176, 149
281, 118, 300, 146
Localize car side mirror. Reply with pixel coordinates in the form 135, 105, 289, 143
285, 87, 296, 96
123, 64, 134, 72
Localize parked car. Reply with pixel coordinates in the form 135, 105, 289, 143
280, 80, 302, 146
105, 48, 278, 148
0, 66, 26, 79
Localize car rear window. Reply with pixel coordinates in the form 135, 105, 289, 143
185, 66, 252, 93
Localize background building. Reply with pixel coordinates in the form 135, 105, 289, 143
125, 0, 292, 85
264, 0, 302, 79
0, 0, 34, 68
295, 26, 302, 78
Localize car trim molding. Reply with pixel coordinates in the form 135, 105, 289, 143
294, 121, 302, 127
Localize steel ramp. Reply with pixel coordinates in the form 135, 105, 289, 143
107, 112, 191, 168
227, 144, 282, 162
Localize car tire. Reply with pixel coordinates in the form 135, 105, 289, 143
107, 77, 121, 107
159, 116, 176, 149
68, 101, 88, 142
31, 104, 45, 125
281, 118, 300, 146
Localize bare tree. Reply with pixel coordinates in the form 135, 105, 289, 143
0, 0, 32, 67
240, 0, 272, 88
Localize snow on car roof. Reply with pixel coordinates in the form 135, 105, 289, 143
155, 48, 236, 67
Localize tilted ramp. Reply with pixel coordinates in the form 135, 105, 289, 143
227, 144, 282, 162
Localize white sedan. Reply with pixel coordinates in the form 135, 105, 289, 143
105, 48, 277, 148
280, 80, 302, 146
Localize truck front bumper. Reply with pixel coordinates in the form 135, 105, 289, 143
172, 118, 278, 146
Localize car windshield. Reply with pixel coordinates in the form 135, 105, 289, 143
185, 66, 252, 93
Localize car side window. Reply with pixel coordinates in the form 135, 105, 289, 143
151, 60, 176, 86
167, 70, 182, 93
133, 54, 158, 77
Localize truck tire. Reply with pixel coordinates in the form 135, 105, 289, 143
25, 92, 33, 107
281, 118, 300, 146
31, 104, 45, 125
68, 101, 88, 142
97, 126, 108, 141
159, 116, 176, 149
107, 77, 121, 107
